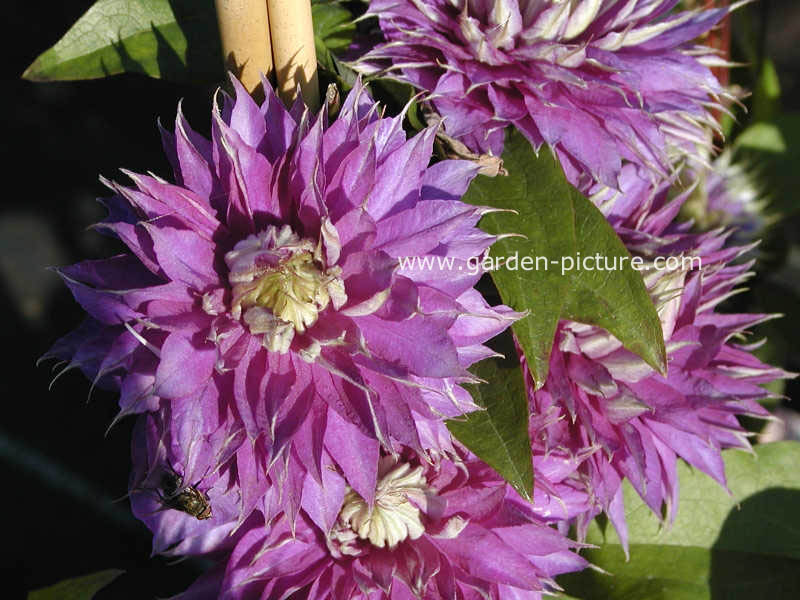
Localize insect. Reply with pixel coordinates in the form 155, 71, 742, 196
156, 470, 213, 521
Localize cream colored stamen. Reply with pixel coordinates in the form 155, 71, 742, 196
225, 225, 346, 353
337, 457, 430, 549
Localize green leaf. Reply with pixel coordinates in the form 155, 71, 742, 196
735, 113, 800, 215
559, 442, 800, 600
751, 58, 782, 123
22, 0, 222, 83
29, 569, 124, 600
735, 121, 787, 154
462, 130, 666, 386
313, 0, 356, 72
447, 333, 534, 501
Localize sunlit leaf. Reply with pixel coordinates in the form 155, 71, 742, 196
559, 442, 800, 600
462, 129, 667, 386
23, 0, 221, 83
448, 333, 533, 500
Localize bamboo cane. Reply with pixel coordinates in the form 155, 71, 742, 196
214, 0, 273, 97
267, 0, 321, 110
705, 0, 731, 88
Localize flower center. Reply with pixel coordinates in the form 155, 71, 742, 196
225, 225, 346, 353
336, 457, 430, 550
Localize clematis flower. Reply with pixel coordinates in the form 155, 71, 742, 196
356, 0, 734, 189
170, 443, 589, 599
680, 150, 770, 246
527, 165, 790, 548
44, 78, 520, 516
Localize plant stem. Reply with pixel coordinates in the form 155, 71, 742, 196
267, 0, 321, 110
214, 0, 273, 97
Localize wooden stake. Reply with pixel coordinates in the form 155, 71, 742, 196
267, 0, 321, 110
214, 0, 273, 97
705, 0, 731, 88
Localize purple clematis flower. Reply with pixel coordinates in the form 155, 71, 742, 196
527, 165, 791, 549
129, 397, 594, 559
165, 442, 589, 600
681, 150, 771, 246
356, 0, 733, 190
44, 78, 520, 519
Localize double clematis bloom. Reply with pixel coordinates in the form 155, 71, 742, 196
680, 150, 770, 246
356, 0, 733, 189
168, 444, 589, 600
527, 165, 790, 547
44, 78, 521, 514
129, 398, 591, 597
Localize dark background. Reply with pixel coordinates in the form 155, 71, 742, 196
3, 1, 799, 598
